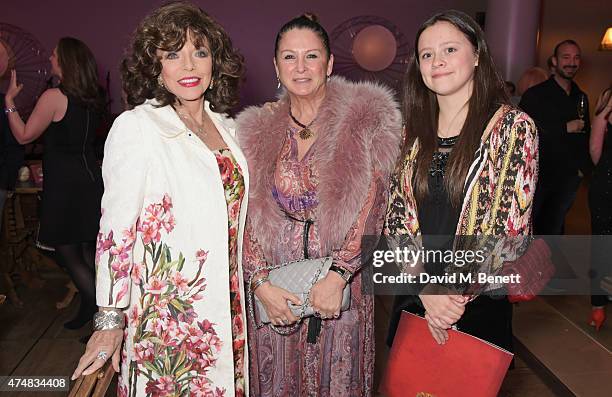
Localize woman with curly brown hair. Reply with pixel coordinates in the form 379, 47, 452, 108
71, 2, 249, 396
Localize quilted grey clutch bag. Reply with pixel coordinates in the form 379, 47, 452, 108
251, 257, 351, 326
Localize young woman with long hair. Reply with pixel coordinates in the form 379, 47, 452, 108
385, 10, 538, 351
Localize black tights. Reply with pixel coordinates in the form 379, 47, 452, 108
55, 242, 97, 327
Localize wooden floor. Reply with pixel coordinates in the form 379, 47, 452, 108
0, 180, 609, 396
514, 297, 612, 397
1, 272, 562, 397
374, 179, 612, 397
0, 269, 101, 396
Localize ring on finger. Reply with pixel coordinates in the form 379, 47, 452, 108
96, 351, 108, 361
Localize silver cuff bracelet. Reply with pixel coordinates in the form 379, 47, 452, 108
93, 310, 125, 331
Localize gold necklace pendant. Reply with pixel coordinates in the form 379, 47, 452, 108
289, 107, 316, 140
299, 127, 314, 140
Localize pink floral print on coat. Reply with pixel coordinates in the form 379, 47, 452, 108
97, 195, 226, 397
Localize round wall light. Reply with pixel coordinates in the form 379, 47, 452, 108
352, 25, 397, 72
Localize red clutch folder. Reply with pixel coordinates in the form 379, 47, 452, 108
380, 311, 513, 397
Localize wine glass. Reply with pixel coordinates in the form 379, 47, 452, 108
577, 94, 586, 133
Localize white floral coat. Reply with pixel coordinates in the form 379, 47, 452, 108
95, 99, 250, 397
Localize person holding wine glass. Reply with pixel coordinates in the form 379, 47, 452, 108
519, 39, 590, 235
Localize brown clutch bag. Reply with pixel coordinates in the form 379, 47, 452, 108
68, 361, 116, 397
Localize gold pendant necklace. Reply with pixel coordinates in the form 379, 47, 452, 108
289, 109, 316, 139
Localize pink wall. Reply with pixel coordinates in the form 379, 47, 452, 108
2, 0, 487, 113
3, 1, 609, 114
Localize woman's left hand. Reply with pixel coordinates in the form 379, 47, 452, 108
425, 313, 449, 345
309, 272, 346, 319
5, 70, 23, 102
72, 329, 123, 380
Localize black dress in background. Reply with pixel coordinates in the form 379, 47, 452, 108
589, 122, 612, 306
38, 96, 103, 246
387, 136, 514, 353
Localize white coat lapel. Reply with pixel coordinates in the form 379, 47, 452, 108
205, 102, 249, 181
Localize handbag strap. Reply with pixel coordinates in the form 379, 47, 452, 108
282, 210, 313, 259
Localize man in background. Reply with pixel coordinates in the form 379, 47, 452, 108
520, 39, 590, 235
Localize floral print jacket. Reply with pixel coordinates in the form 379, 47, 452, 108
95, 100, 250, 397
384, 105, 539, 281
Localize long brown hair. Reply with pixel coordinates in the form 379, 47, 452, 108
400, 10, 508, 207
56, 37, 105, 112
595, 84, 612, 116
121, 1, 244, 113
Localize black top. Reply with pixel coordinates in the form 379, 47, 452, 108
594, 122, 612, 175
388, 135, 513, 352
0, 96, 24, 190
519, 76, 590, 184
589, 122, 612, 235
417, 136, 461, 237
38, 95, 103, 245
42, 98, 100, 179
416, 136, 461, 274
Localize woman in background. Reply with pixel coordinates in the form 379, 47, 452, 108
5, 37, 105, 329
588, 84, 612, 331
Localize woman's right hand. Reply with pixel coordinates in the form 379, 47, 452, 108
5, 70, 23, 103
255, 282, 302, 326
419, 292, 467, 329
71, 329, 123, 380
